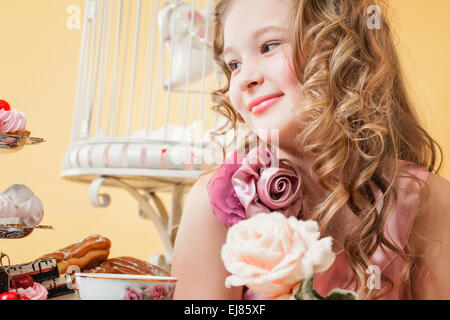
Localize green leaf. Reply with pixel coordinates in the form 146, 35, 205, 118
294, 273, 359, 300
323, 288, 359, 300
295, 273, 324, 300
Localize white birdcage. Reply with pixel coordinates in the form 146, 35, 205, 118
60, 0, 237, 270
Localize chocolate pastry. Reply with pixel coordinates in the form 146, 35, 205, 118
82, 256, 170, 277
37, 234, 111, 274
40, 274, 75, 298
8, 258, 59, 283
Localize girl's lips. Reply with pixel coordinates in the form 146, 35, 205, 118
251, 95, 284, 115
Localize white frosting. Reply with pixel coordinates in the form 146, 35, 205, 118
0, 109, 27, 133
2, 184, 34, 206
17, 197, 44, 227
0, 184, 44, 227
0, 194, 16, 218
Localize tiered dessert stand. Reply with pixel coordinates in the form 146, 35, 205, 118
0, 133, 47, 239
0, 133, 46, 291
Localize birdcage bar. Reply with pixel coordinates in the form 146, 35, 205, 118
96, 0, 113, 137
82, 0, 98, 140
142, 0, 158, 135
182, 0, 197, 132
126, 0, 142, 136
199, 0, 212, 143
162, 3, 176, 141
88, 0, 107, 139
71, 0, 93, 143
108, 0, 123, 137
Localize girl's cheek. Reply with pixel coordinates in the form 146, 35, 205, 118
229, 82, 242, 111
277, 45, 298, 85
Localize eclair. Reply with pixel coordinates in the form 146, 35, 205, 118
83, 256, 170, 277
37, 234, 111, 274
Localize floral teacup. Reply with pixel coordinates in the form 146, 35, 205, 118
75, 273, 177, 300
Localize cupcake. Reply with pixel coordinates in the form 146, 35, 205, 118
0, 99, 30, 136
0, 185, 44, 228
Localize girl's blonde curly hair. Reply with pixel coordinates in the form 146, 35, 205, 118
208, 0, 443, 299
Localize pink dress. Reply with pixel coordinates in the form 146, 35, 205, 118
207, 158, 430, 300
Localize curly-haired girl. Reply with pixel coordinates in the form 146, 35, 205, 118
171, 0, 450, 299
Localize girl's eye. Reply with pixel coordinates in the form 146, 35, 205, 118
227, 61, 241, 72
260, 42, 280, 54
226, 42, 281, 73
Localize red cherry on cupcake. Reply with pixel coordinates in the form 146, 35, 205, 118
0, 292, 21, 300
0, 291, 31, 300
11, 275, 34, 290
0, 100, 11, 111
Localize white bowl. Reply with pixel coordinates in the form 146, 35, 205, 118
74, 273, 177, 300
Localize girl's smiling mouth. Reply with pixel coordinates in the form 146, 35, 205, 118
248, 93, 285, 114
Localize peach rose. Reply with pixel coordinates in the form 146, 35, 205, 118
221, 212, 335, 297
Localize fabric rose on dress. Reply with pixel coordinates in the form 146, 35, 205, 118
221, 212, 335, 299
123, 287, 143, 300
207, 152, 245, 227
232, 145, 303, 219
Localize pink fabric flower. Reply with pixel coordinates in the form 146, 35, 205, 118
149, 285, 168, 300
123, 287, 143, 300
232, 145, 303, 219
207, 152, 246, 227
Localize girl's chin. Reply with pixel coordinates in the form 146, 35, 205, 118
250, 124, 297, 142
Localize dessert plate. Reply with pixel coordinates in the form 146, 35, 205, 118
0, 225, 54, 239
0, 133, 45, 154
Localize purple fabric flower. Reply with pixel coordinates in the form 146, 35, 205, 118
207, 152, 246, 227
232, 145, 303, 219
123, 287, 143, 300
207, 145, 303, 227
149, 285, 168, 300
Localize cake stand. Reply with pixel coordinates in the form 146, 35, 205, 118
0, 133, 48, 239
0, 132, 51, 295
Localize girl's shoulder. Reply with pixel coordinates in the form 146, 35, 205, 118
413, 171, 450, 244
410, 171, 450, 298
412, 170, 450, 239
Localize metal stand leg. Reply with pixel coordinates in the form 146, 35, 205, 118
89, 176, 188, 272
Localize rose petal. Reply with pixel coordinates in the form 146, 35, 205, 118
207, 152, 246, 227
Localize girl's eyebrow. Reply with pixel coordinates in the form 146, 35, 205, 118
223, 25, 287, 56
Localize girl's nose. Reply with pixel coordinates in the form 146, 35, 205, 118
239, 68, 264, 92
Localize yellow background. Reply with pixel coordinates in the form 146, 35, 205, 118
0, 0, 449, 265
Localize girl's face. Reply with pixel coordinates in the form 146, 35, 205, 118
223, 0, 303, 151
